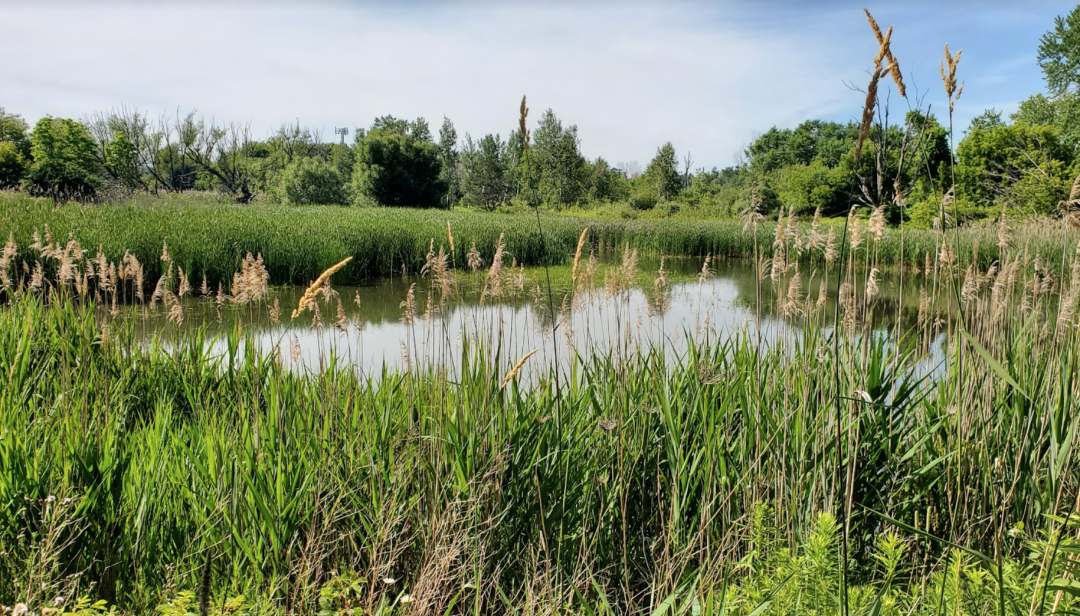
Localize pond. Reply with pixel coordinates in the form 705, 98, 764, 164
117, 252, 954, 379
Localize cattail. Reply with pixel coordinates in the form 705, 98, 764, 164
501, 349, 538, 389
292, 256, 353, 318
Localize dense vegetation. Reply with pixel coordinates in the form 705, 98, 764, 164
2, 6, 1080, 227
4, 5, 1080, 616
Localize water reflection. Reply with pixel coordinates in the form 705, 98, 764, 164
121, 254, 954, 378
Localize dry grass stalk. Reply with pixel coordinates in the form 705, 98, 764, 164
480, 232, 505, 304
231, 252, 269, 305
501, 349, 538, 389
864, 9, 906, 97
446, 219, 455, 255
400, 283, 416, 326
571, 227, 589, 285
292, 256, 353, 319
466, 241, 482, 271
699, 253, 714, 283
269, 298, 281, 325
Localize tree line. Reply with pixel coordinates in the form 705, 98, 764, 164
2, 4, 1080, 227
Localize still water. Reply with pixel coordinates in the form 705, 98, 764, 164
123, 254, 939, 377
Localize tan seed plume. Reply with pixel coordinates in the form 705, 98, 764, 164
864, 9, 906, 97
571, 227, 589, 284
292, 256, 353, 319
502, 349, 538, 389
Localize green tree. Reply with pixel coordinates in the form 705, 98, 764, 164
461, 133, 508, 210
352, 121, 446, 208
0, 108, 30, 189
278, 156, 349, 205
530, 109, 586, 206
27, 117, 100, 201
585, 157, 628, 203
1038, 4, 1080, 96
642, 142, 681, 201
1013, 92, 1080, 152
438, 117, 460, 207
956, 121, 1074, 216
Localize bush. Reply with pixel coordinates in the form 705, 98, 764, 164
278, 157, 349, 206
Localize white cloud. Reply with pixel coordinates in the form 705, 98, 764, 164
0, 1, 1062, 168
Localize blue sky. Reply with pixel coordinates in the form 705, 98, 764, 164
0, 1, 1074, 169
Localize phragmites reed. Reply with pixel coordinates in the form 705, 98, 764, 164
177, 267, 191, 298
446, 220, 455, 255
466, 241, 482, 271
231, 253, 269, 305
480, 232, 505, 304
292, 256, 353, 319
501, 349, 538, 389
0, 233, 16, 292
400, 282, 416, 326
864, 9, 906, 97
269, 298, 281, 325
940, 44, 964, 113
571, 227, 589, 284
868, 206, 886, 243
699, 253, 714, 283
866, 267, 880, 302
855, 67, 886, 162
519, 96, 530, 152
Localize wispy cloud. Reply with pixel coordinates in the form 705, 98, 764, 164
0, 1, 1067, 168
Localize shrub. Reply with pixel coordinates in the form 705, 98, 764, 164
278, 157, 349, 206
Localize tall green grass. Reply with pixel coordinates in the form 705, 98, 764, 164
1, 291, 1078, 614
1, 192, 1072, 289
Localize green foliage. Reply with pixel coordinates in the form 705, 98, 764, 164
1013, 92, 1080, 152
461, 133, 508, 210
641, 142, 681, 202
529, 109, 587, 206
0, 141, 28, 189
27, 118, 100, 201
1038, 3, 1080, 96
278, 156, 350, 205
956, 121, 1075, 216
352, 120, 446, 208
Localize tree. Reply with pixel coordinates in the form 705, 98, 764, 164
0, 108, 30, 189
27, 117, 100, 201
461, 133, 508, 210
956, 121, 1074, 216
585, 157, 628, 203
1038, 4, 1080, 97
279, 156, 349, 205
1013, 92, 1080, 152
530, 109, 586, 206
438, 117, 460, 207
352, 120, 446, 208
642, 142, 681, 201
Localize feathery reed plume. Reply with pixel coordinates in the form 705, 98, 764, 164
177, 267, 191, 298
400, 282, 416, 326
480, 232, 505, 304
864, 9, 906, 97
699, 253, 714, 283
160, 239, 170, 263
855, 67, 887, 162
866, 267, 880, 302
466, 241, 482, 271
165, 290, 184, 326
869, 206, 886, 243
290, 335, 301, 362
231, 253, 269, 305
269, 298, 281, 325
446, 219, 455, 256
849, 210, 864, 252
653, 257, 671, 314
353, 290, 362, 309
30, 261, 43, 291
998, 206, 1014, 251
200, 274, 209, 297
0, 233, 16, 292
216, 282, 225, 307
824, 228, 838, 264
571, 227, 589, 285
941, 44, 964, 113
501, 349, 538, 389
519, 96, 530, 152
335, 299, 348, 331
292, 257, 353, 319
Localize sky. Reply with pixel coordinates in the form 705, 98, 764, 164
0, 0, 1074, 170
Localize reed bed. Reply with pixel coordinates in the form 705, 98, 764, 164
1, 209, 1079, 614
1, 192, 1074, 292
